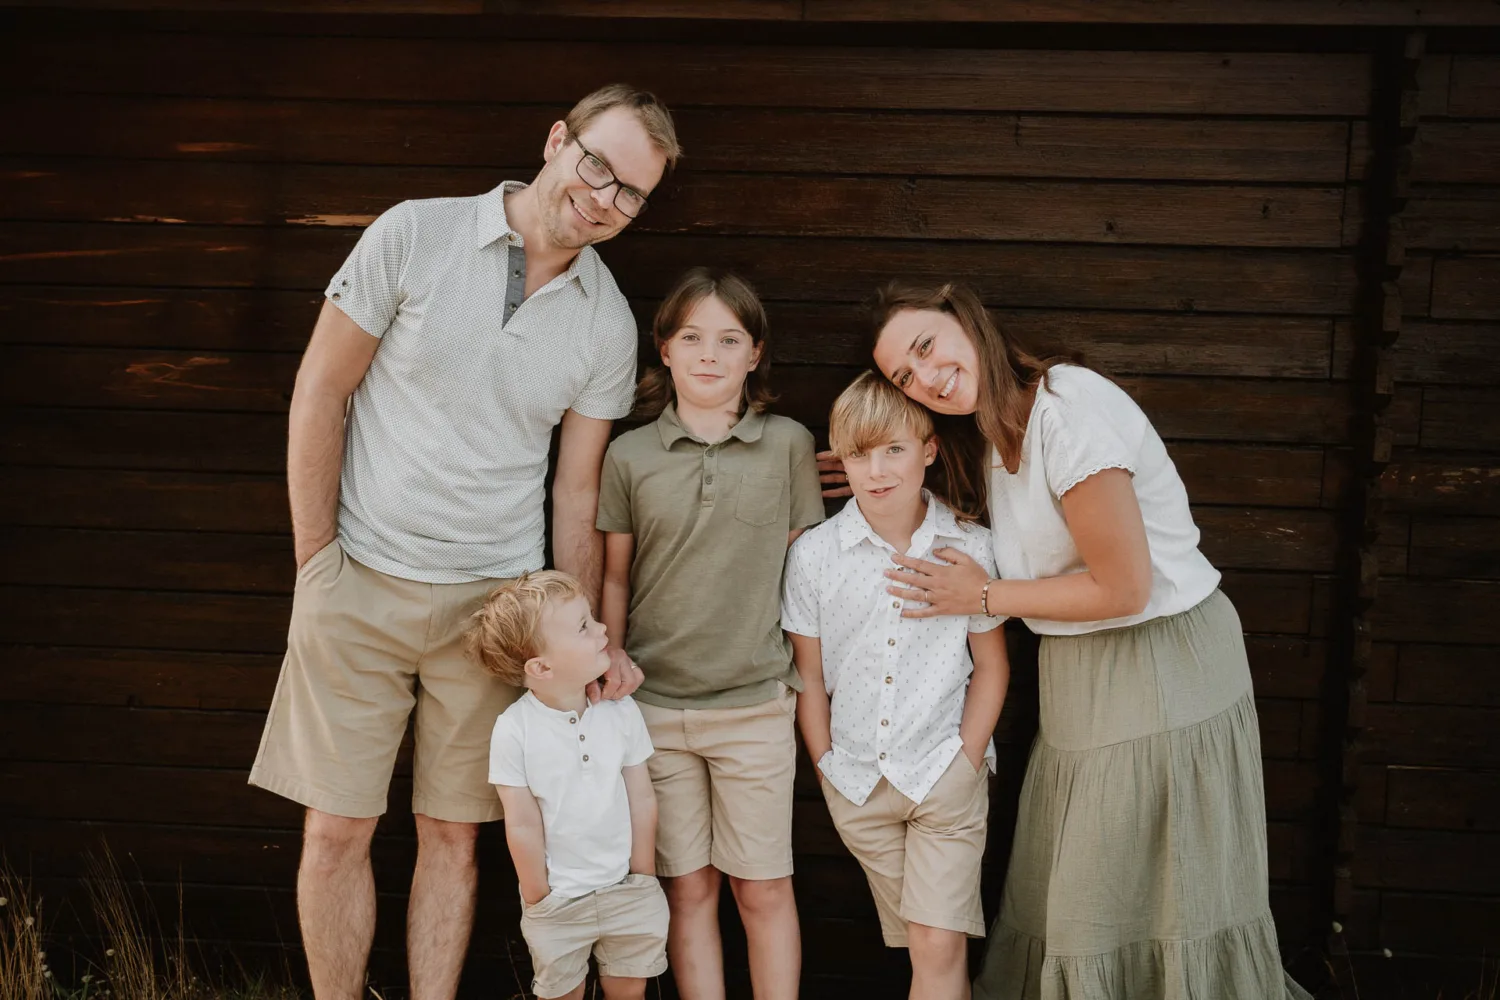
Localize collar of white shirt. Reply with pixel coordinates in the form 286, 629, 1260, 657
475, 180, 599, 297
835, 488, 964, 555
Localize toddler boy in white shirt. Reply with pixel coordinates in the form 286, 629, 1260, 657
782, 372, 1010, 999
467, 570, 667, 1000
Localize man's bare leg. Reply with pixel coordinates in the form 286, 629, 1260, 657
299, 809, 380, 1000
729, 875, 801, 1000
663, 865, 726, 1000
407, 815, 480, 1000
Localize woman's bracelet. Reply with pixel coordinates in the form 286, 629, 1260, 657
981, 578, 998, 617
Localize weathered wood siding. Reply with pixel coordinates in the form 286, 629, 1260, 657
0, 9, 1494, 998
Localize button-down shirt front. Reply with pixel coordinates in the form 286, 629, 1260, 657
781, 493, 1003, 806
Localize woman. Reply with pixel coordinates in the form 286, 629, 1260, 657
824, 281, 1311, 999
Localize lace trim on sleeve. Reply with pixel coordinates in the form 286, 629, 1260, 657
1054, 461, 1135, 499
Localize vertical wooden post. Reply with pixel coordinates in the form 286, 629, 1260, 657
1326, 27, 1424, 986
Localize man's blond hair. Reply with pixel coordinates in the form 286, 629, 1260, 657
828, 370, 936, 459
565, 83, 682, 172
465, 570, 586, 686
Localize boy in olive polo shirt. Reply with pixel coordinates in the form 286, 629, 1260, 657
597, 269, 823, 999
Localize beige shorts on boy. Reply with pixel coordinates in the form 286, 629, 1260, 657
636, 685, 797, 880
520, 873, 669, 998
821, 752, 990, 947
249, 540, 517, 822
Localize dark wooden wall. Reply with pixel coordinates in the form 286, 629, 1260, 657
0, 8, 1495, 999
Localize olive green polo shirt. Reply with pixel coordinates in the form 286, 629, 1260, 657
597, 403, 826, 709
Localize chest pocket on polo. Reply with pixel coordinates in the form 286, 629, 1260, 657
735, 475, 785, 527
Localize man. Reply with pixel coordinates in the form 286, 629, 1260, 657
249, 85, 681, 1000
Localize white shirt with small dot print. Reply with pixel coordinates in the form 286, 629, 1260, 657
781, 492, 1004, 806
326, 181, 638, 583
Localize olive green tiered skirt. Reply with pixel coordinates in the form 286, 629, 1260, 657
973, 590, 1313, 1000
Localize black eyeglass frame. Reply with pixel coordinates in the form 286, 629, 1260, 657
571, 137, 651, 219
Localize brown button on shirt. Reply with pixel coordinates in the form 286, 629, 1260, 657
597, 403, 825, 709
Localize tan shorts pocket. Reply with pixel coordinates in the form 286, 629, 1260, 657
735, 475, 784, 527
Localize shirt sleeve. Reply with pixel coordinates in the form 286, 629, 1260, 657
1038, 369, 1139, 499
570, 293, 639, 421
595, 445, 633, 534
325, 201, 415, 339
487, 712, 529, 787
619, 698, 655, 767
787, 422, 827, 532
780, 534, 821, 638
962, 525, 1008, 632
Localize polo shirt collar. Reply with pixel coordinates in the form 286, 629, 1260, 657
836, 489, 959, 554
656, 401, 767, 449
477, 181, 600, 298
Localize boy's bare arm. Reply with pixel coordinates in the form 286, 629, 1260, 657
788, 632, 833, 778
495, 784, 550, 905
601, 531, 634, 654
960, 627, 1012, 770
622, 763, 657, 875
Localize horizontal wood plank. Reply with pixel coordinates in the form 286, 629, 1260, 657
0, 159, 1349, 247
1379, 452, 1500, 513
1421, 386, 1500, 451
0, 98, 1354, 181
1409, 516, 1500, 578
1353, 122, 1500, 183
1431, 255, 1500, 320
1364, 704, 1500, 767
1379, 892, 1500, 955
1334, 320, 1500, 387
0, 467, 289, 532
0, 526, 294, 593
0, 585, 291, 652
1371, 578, 1500, 644
2, 646, 281, 710
1386, 765, 1500, 832
1, 223, 1415, 317
1396, 643, 1500, 707
0, 33, 1374, 115
1400, 187, 1500, 252
1449, 55, 1500, 117
1194, 507, 1340, 572
1356, 827, 1500, 895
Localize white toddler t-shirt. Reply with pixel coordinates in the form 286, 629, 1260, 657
988, 364, 1221, 635
488, 692, 654, 898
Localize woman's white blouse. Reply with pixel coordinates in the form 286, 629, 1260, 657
988, 364, 1221, 635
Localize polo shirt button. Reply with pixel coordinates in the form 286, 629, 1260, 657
705, 475, 714, 485
887, 638, 896, 646
892, 601, 900, 609
880, 719, 889, 726
885, 676, 893, 684
582, 754, 590, 762
569, 717, 576, 724
879, 752, 886, 760
579, 734, 585, 742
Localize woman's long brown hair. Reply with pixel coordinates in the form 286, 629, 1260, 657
633, 267, 776, 421
869, 281, 1078, 521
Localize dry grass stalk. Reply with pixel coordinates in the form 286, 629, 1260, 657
0, 866, 50, 1000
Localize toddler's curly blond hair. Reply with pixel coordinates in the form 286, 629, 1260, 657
465, 570, 586, 686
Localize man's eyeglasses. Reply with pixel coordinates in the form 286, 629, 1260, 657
572, 138, 649, 219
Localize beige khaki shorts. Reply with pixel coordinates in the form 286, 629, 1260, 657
249, 540, 517, 822
520, 873, 669, 998
636, 685, 797, 880
821, 752, 990, 947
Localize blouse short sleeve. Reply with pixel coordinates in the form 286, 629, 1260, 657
1037, 369, 1139, 499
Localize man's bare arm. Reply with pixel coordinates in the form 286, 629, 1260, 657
288, 300, 379, 567
552, 409, 613, 607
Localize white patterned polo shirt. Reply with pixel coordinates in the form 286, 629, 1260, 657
327, 181, 639, 583
781, 492, 1004, 806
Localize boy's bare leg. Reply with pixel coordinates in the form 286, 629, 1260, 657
408, 814, 480, 1000
299, 810, 380, 1000
664, 865, 726, 1000
906, 923, 969, 1000
544, 983, 587, 1000
728, 875, 801, 1000
599, 976, 649, 999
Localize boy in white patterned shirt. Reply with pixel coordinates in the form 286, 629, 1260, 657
781, 372, 1010, 1000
